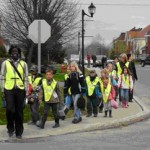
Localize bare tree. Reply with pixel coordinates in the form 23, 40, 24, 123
0, 0, 80, 66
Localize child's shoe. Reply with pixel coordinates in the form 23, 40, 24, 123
104, 111, 107, 117
109, 110, 112, 118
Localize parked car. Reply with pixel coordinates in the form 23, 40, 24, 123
84, 57, 93, 65
69, 54, 80, 63
63, 58, 68, 65
95, 55, 106, 66
106, 59, 114, 64
140, 54, 150, 67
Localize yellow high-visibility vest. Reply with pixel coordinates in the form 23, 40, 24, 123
86, 76, 100, 96
122, 74, 130, 88
42, 79, 57, 102
101, 83, 111, 103
28, 75, 42, 89
109, 70, 117, 77
64, 74, 71, 95
5, 60, 25, 90
116, 62, 130, 76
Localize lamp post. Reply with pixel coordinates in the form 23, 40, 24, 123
78, 32, 81, 65
81, 3, 96, 76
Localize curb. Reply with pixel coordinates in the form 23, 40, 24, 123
56, 95, 150, 135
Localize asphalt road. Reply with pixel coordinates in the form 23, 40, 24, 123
0, 65, 150, 150
1, 119, 150, 150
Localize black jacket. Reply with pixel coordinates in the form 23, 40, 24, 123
64, 71, 86, 95
115, 61, 138, 80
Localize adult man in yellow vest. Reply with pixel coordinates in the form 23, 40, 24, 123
28, 65, 43, 125
1, 45, 28, 139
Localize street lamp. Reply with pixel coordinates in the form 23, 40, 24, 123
81, 3, 96, 76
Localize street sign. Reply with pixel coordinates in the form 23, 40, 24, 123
28, 20, 51, 73
28, 20, 51, 43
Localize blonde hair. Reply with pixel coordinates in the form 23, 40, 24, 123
70, 61, 82, 74
120, 53, 127, 62
101, 68, 109, 75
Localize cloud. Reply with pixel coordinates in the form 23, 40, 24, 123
131, 16, 146, 20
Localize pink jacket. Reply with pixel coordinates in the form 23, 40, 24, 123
108, 85, 116, 100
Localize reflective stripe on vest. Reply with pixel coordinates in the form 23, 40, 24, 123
122, 74, 130, 88
28, 75, 41, 89
5, 60, 25, 90
64, 74, 69, 80
86, 76, 100, 96
42, 79, 57, 102
102, 83, 111, 103
64, 74, 71, 94
116, 62, 130, 76
109, 70, 116, 77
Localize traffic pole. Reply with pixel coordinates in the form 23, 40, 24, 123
38, 20, 41, 73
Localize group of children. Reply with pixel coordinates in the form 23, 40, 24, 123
27, 53, 134, 129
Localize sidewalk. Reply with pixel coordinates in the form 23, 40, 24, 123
0, 67, 150, 142
0, 98, 150, 142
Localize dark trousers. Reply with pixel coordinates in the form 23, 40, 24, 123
99, 98, 104, 112
87, 97, 98, 115
129, 91, 133, 101
41, 103, 59, 126
119, 88, 122, 102
5, 89, 25, 136
29, 99, 40, 123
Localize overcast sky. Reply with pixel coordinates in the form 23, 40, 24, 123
77, 0, 150, 45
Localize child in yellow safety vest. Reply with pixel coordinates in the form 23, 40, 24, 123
106, 63, 118, 100
85, 70, 101, 117
37, 68, 62, 129
117, 66, 133, 108
101, 76, 116, 117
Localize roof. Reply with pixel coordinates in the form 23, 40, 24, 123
116, 33, 125, 41
137, 25, 150, 38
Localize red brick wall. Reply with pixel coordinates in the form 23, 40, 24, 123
147, 37, 150, 54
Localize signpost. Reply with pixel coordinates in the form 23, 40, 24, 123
28, 20, 51, 73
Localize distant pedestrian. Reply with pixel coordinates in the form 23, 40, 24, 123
37, 68, 61, 129
85, 70, 101, 117
101, 56, 107, 69
64, 61, 86, 124
1, 45, 28, 139
101, 76, 116, 117
87, 52, 91, 68
112, 56, 119, 70
91, 53, 97, 67
117, 66, 133, 108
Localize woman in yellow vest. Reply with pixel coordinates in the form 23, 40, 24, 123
115, 53, 130, 104
85, 70, 101, 117
0, 46, 28, 139
27, 65, 43, 125
101, 76, 116, 117
37, 68, 62, 129
117, 66, 133, 108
